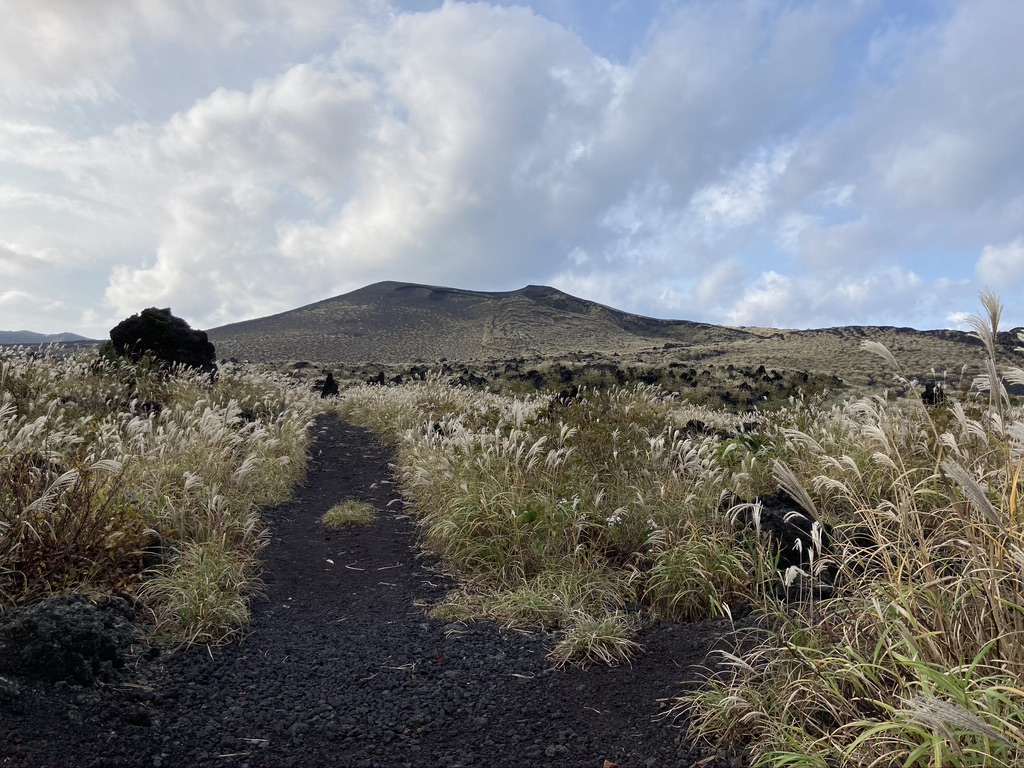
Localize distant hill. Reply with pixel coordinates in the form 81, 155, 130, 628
0, 330, 94, 345
208, 281, 753, 364
207, 280, 1009, 388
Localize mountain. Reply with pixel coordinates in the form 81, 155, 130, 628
206, 280, 1001, 388
0, 330, 94, 345
208, 281, 753, 364
0, 284, 1002, 390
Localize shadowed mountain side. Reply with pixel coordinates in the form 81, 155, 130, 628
208, 281, 753, 364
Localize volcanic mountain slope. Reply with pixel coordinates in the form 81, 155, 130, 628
208, 281, 752, 364
207, 280, 1010, 388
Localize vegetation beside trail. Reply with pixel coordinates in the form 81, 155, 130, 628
7, 290, 1024, 766
679, 295, 1024, 767
341, 293, 1024, 767
341, 378, 754, 667
0, 349, 321, 644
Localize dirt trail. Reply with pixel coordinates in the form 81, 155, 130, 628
1, 417, 742, 768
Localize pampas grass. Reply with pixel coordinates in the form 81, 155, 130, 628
1, 347, 321, 645
678, 293, 1024, 767
341, 380, 750, 665
338, 292, 1024, 762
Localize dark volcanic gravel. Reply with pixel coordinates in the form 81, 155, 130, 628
0, 417, 745, 768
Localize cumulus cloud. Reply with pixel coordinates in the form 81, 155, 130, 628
780, 0, 1024, 270
2, 0, 1024, 336
721, 267, 955, 329
0, 0, 137, 105
106, 2, 621, 323
695, 262, 747, 308
0, 290, 32, 307
976, 239, 1024, 288
0, 0, 390, 112
691, 146, 793, 234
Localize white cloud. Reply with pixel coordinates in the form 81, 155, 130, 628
878, 130, 977, 212
3, 1, 1024, 336
0, 242, 50, 276
724, 267, 938, 329
946, 311, 971, 330
93, 3, 616, 326
821, 184, 854, 209
695, 261, 746, 308
266, 4, 623, 286
724, 271, 798, 328
977, 239, 1024, 288
0, 1, 390, 112
0, 0, 136, 105
0, 286, 68, 326
780, 0, 1024, 271
0, 1, 893, 333
691, 145, 794, 234
0, 289, 32, 307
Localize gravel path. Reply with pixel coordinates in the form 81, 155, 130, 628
1, 417, 744, 768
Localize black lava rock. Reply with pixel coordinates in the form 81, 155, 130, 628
320, 371, 339, 398
0, 595, 137, 686
108, 307, 217, 374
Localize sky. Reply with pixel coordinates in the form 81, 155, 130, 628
2, 0, 1024, 337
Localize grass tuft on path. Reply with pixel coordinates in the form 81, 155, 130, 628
321, 500, 377, 528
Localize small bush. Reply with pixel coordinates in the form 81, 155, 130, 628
547, 611, 642, 668
644, 524, 749, 622
0, 454, 147, 603
139, 540, 259, 645
321, 500, 377, 529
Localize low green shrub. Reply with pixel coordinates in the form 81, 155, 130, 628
322, 500, 377, 528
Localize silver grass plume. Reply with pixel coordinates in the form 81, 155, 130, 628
903, 694, 1019, 751
772, 459, 820, 520
860, 340, 901, 373
941, 458, 1001, 526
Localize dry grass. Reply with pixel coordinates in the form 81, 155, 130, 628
677, 293, 1024, 767
340, 377, 752, 666
337, 291, 1024, 765
0, 349, 321, 644
10, 288, 1021, 761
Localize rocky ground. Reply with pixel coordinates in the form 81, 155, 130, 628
0, 417, 752, 768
